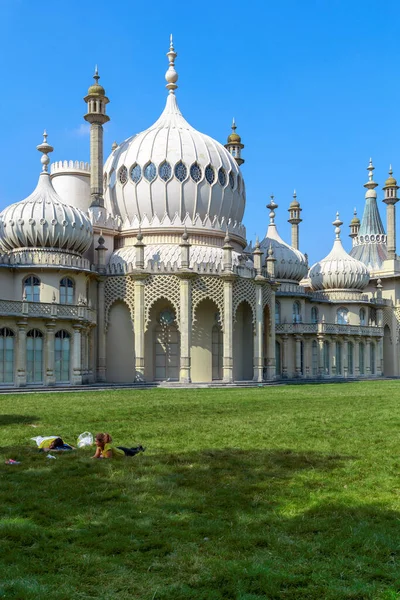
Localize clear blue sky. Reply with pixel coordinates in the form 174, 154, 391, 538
0, 0, 399, 264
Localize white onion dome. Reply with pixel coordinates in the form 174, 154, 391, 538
259, 197, 308, 282
309, 213, 369, 291
103, 37, 246, 242
0, 133, 92, 255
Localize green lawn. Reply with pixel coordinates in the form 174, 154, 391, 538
1, 382, 400, 600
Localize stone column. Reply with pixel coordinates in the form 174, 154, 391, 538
96, 277, 106, 382
331, 337, 337, 376
317, 334, 324, 376
72, 325, 82, 385
45, 321, 56, 386
266, 287, 276, 380
365, 337, 371, 376
222, 275, 235, 383
376, 337, 383, 376
386, 203, 397, 260
343, 337, 349, 378
304, 337, 310, 377
178, 273, 193, 383
253, 279, 265, 382
281, 334, 289, 378
16, 319, 27, 387
295, 335, 302, 377
354, 339, 360, 376
134, 275, 146, 381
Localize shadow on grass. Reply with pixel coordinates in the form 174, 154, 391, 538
1, 447, 399, 599
0, 414, 39, 426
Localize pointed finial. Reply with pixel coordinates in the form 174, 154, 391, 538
255, 235, 260, 249
332, 211, 343, 239
266, 194, 278, 224
232, 118, 236, 131
94, 65, 100, 84
224, 227, 232, 245
36, 130, 54, 172
182, 225, 189, 242
165, 34, 178, 93
368, 158, 374, 181
389, 164, 393, 176
136, 225, 143, 243
268, 242, 274, 257
112, 141, 118, 151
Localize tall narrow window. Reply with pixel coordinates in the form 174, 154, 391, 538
55, 330, 70, 382
336, 343, 342, 375
24, 276, 40, 302
26, 329, 43, 383
60, 278, 74, 304
275, 341, 281, 376
348, 342, 354, 375
359, 342, 365, 375
337, 308, 348, 325
359, 308, 366, 326
312, 340, 318, 376
293, 301, 301, 324
212, 325, 223, 381
275, 301, 281, 325
311, 307, 318, 324
0, 328, 14, 384
370, 343, 375, 375
323, 341, 330, 375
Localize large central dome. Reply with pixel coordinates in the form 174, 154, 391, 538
103, 38, 246, 242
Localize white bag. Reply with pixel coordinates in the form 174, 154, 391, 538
31, 435, 59, 447
77, 432, 93, 448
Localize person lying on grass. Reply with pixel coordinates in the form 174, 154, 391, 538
91, 432, 145, 459
39, 437, 75, 451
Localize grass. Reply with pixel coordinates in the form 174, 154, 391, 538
1, 381, 400, 599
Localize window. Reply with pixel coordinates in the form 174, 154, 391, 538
190, 163, 202, 182
60, 277, 74, 305
55, 330, 70, 382
275, 301, 281, 325
359, 308, 366, 326
130, 164, 141, 183
144, 162, 157, 182
118, 166, 128, 185
311, 307, 318, 324
229, 172, 235, 189
0, 328, 14, 384
370, 343, 375, 375
336, 343, 342, 375
370, 308, 377, 326
205, 165, 215, 184
218, 167, 227, 186
323, 341, 330, 375
337, 307, 348, 325
159, 161, 172, 182
212, 325, 223, 380
24, 276, 40, 302
359, 342, 365, 375
312, 340, 318, 376
26, 329, 43, 383
275, 341, 281, 376
348, 342, 354, 375
293, 301, 301, 324
174, 161, 187, 182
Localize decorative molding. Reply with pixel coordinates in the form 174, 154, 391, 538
233, 278, 256, 323
144, 274, 181, 330
192, 276, 225, 327
104, 276, 135, 329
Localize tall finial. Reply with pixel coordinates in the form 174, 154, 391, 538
94, 65, 99, 84
36, 130, 54, 173
368, 158, 374, 182
266, 194, 278, 225
332, 211, 343, 240
364, 157, 378, 192
165, 34, 178, 93
231, 118, 236, 131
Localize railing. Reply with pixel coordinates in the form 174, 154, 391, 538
275, 322, 384, 337
0, 249, 93, 271
0, 300, 96, 324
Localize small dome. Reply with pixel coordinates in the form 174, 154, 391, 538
383, 166, 397, 188
259, 197, 308, 282
309, 213, 369, 291
88, 83, 105, 96
0, 134, 92, 255
227, 118, 242, 144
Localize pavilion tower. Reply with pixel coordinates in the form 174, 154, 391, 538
225, 118, 245, 166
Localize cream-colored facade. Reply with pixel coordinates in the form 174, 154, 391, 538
0, 39, 398, 388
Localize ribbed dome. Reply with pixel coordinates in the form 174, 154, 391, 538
103, 41, 245, 241
259, 198, 308, 282
309, 213, 369, 291
0, 137, 92, 255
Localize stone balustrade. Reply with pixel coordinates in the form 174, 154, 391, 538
276, 322, 383, 337
0, 299, 96, 324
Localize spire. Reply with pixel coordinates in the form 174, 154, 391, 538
364, 158, 378, 192
36, 130, 54, 173
225, 117, 245, 166
165, 34, 178, 94
266, 195, 278, 225
332, 211, 343, 240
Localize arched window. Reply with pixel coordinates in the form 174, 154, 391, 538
337, 308, 348, 325
24, 276, 40, 302
323, 341, 330, 375
359, 342, 365, 375
336, 343, 342, 375
0, 328, 14, 383
212, 325, 223, 381
359, 308, 366, 326
154, 309, 180, 381
370, 308, 377, 326
370, 343, 375, 375
55, 330, 70, 382
60, 278, 74, 305
26, 329, 43, 383
275, 341, 281, 376
275, 301, 281, 325
293, 301, 301, 324
312, 340, 318, 376
311, 306, 318, 324
348, 342, 354, 375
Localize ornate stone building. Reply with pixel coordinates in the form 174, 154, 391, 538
0, 38, 398, 387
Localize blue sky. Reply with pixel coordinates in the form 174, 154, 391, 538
0, 0, 399, 264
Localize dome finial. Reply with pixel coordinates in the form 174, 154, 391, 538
232, 117, 236, 131
332, 211, 343, 239
36, 129, 54, 173
266, 194, 278, 225
165, 34, 178, 94
94, 65, 99, 84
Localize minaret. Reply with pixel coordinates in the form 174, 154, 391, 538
287, 190, 302, 249
84, 67, 110, 208
382, 165, 399, 260
349, 208, 360, 240
225, 118, 245, 166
